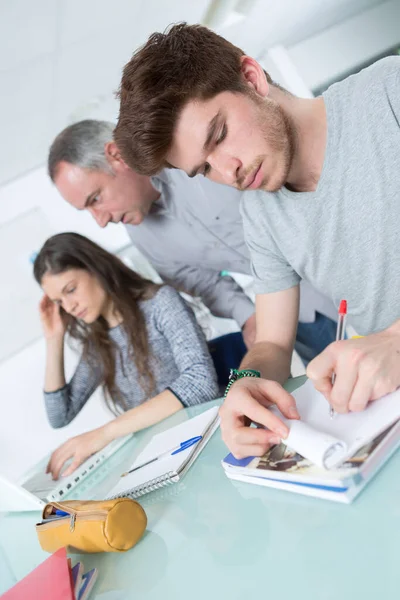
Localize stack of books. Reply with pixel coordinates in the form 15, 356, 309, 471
69, 558, 98, 600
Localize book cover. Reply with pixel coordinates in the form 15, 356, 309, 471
223, 420, 400, 496
77, 568, 98, 600
71, 561, 84, 598
1, 547, 75, 600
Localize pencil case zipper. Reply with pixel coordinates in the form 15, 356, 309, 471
38, 502, 109, 532
37, 512, 108, 532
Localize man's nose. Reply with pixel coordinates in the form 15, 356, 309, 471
89, 208, 111, 228
208, 151, 242, 186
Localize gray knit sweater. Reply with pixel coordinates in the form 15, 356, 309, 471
44, 286, 219, 428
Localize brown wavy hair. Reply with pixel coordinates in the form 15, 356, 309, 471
34, 232, 161, 414
115, 22, 272, 176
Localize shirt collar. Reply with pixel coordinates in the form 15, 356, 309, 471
149, 171, 173, 215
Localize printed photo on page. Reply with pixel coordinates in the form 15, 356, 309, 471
247, 423, 395, 479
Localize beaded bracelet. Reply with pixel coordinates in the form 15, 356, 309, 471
223, 368, 261, 399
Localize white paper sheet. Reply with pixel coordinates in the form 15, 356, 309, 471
275, 380, 400, 468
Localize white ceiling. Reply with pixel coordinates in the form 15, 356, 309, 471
214, 0, 385, 57
0, 0, 385, 185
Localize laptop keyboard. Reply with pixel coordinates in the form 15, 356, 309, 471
22, 435, 133, 501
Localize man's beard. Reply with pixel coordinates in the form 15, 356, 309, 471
237, 97, 296, 192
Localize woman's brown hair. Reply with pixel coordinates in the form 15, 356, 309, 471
115, 22, 272, 177
34, 232, 161, 414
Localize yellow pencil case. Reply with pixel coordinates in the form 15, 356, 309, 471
36, 499, 147, 553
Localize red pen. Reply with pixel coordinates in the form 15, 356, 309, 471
330, 299, 347, 418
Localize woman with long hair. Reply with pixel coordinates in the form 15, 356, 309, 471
34, 232, 218, 479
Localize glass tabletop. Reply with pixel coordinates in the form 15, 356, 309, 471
1, 376, 399, 600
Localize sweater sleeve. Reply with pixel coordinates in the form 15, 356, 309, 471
43, 353, 103, 428
154, 286, 219, 406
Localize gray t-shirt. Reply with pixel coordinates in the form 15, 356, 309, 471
126, 168, 336, 324
240, 57, 400, 336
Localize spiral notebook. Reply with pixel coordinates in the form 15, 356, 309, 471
107, 406, 220, 499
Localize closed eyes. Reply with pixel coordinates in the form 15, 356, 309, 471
202, 123, 227, 177
216, 123, 227, 145
89, 195, 99, 206
202, 162, 211, 176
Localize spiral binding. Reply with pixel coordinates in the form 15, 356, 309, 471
108, 471, 179, 500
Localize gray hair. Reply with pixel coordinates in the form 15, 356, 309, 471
48, 119, 115, 181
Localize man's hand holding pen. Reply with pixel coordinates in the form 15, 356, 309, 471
307, 323, 400, 414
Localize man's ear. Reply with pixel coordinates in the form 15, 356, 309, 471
240, 56, 269, 98
104, 141, 128, 173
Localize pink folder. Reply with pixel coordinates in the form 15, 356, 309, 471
1, 547, 75, 600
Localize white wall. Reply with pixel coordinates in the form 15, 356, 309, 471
212, 0, 383, 59
0, 0, 211, 185
287, 0, 400, 92
0, 167, 130, 481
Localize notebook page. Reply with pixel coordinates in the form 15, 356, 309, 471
108, 406, 219, 497
284, 422, 347, 469
276, 380, 400, 468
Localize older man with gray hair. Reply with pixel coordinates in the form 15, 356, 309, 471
48, 119, 337, 366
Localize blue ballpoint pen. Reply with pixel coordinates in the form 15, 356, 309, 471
120, 436, 203, 477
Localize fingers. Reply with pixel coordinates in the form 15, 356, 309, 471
233, 425, 281, 447
312, 375, 333, 403
329, 354, 359, 413
62, 456, 85, 478
222, 385, 290, 439
219, 378, 300, 459
307, 344, 335, 387
230, 441, 278, 460
308, 342, 353, 410
308, 342, 373, 413
222, 423, 281, 460
241, 397, 289, 438
47, 444, 74, 480
39, 295, 50, 314
254, 379, 300, 421
347, 375, 374, 412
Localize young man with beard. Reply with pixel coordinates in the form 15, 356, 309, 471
115, 23, 400, 458
48, 119, 336, 371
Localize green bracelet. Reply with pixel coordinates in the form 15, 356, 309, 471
223, 368, 261, 399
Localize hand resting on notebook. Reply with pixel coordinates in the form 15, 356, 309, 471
219, 377, 300, 459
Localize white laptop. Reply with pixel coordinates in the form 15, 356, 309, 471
0, 435, 132, 512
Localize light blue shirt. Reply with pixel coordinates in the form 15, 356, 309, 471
126, 169, 335, 324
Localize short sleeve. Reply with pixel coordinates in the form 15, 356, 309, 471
383, 57, 400, 124
240, 192, 300, 294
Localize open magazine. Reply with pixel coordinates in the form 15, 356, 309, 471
222, 420, 400, 502
222, 380, 400, 503
269, 379, 400, 468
